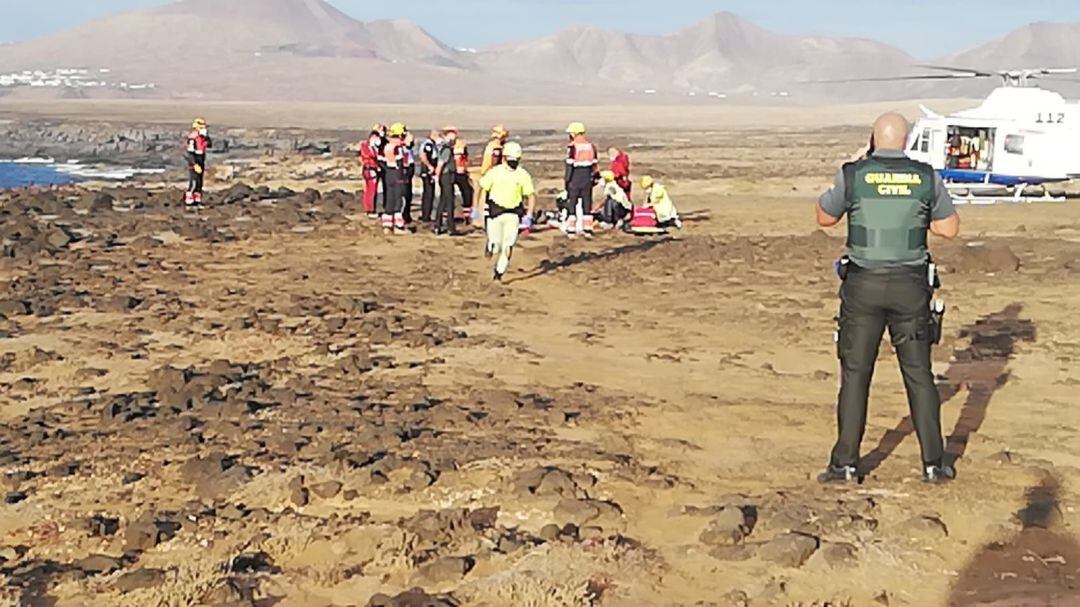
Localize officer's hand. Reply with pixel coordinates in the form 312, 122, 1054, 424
521, 215, 534, 231
193, 165, 204, 175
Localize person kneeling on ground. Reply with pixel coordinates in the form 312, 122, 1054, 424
598, 170, 632, 228
642, 175, 682, 229
475, 141, 536, 282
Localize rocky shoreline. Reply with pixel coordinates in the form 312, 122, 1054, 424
0, 119, 355, 173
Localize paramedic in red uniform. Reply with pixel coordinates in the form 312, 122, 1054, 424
608, 146, 632, 200
359, 127, 382, 216
185, 118, 212, 206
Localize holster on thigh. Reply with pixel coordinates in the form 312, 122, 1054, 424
890, 317, 930, 349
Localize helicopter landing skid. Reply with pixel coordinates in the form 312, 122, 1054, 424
946, 182, 1067, 205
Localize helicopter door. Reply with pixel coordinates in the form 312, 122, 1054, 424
946, 126, 996, 173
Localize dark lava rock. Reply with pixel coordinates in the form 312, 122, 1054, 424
115, 568, 165, 593
0, 300, 30, 318
83, 514, 120, 537
901, 514, 949, 541
202, 578, 253, 606
47, 461, 79, 478
179, 452, 252, 500
75, 554, 123, 575
758, 532, 820, 567
4, 491, 27, 504
822, 542, 858, 568
124, 512, 181, 553
97, 294, 143, 313
230, 551, 277, 574
514, 466, 594, 498
553, 498, 624, 531
413, 556, 474, 586
309, 480, 342, 499
956, 242, 1021, 273
122, 471, 145, 485
290, 486, 310, 507
43, 226, 74, 249
220, 183, 256, 205
367, 588, 460, 607
89, 192, 115, 212
699, 506, 752, 547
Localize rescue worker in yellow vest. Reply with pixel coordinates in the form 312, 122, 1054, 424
816, 112, 961, 484
641, 176, 681, 229
598, 170, 632, 228
475, 141, 536, 282
381, 122, 408, 234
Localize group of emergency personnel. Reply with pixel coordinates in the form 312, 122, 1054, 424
359, 122, 483, 235
352, 120, 681, 277
179, 108, 970, 485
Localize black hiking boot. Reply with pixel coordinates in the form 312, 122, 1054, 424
817, 465, 859, 485
922, 464, 956, 484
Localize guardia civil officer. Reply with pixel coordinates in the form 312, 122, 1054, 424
816, 112, 961, 484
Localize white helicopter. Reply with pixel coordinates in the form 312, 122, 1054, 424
829, 66, 1080, 203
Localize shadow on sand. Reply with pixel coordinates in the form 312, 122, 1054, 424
948, 475, 1080, 606
507, 237, 673, 284
861, 303, 1036, 474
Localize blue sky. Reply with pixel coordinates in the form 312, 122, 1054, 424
2, 0, 1078, 57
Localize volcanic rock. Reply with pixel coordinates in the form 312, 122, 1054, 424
413, 555, 474, 586
115, 568, 166, 592
821, 542, 858, 568
75, 554, 123, 575
367, 588, 459, 607
901, 515, 949, 541
956, 242, 1021, 273
699, 507, 752, 546
758, 532, 819, 567
309, 480, 343, 499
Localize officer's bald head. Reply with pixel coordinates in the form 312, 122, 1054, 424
872, 112, 911, 151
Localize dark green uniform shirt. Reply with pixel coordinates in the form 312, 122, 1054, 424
819, 150, 956, 269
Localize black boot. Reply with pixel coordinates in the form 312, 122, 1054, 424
817, 465, 859, 484
922, 464, 956, 484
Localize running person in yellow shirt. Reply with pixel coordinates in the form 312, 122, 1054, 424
475, 142, 536, 281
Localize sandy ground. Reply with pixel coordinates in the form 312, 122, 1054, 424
2, 109, 1080, 607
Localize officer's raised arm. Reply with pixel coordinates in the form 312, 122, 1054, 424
929, 174, 961, 240
816, 169, 848, 227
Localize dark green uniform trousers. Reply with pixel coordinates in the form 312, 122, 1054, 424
830, 264, 944, 469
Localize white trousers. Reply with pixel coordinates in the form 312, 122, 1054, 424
487, 212, 520, 275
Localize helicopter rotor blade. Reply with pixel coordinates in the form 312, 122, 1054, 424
801, 73, 988, 84
1033, 76, 1080, 83
914, 64, 996, 77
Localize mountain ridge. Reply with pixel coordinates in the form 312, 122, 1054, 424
0, 0, 1076, 103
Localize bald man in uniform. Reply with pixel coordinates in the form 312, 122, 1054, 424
816, 112, 961, 484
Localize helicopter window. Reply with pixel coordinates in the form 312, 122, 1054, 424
920, 129, 931, 153
1004, 135, 1025, 155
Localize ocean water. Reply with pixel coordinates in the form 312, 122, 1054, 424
0, 161, 83, 188
0, 159, 166, 189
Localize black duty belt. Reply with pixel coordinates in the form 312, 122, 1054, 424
848, 263, 926, 276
